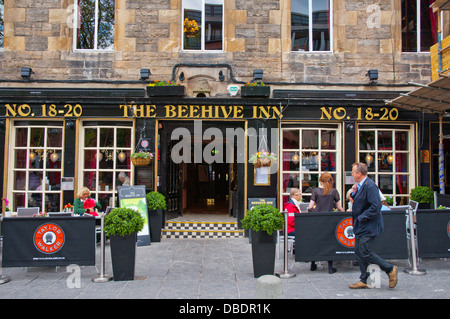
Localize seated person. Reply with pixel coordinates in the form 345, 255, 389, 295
283, 188, 303, 236
73, 187, 101, 216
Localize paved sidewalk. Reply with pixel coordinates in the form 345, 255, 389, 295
0, 238, 449, 299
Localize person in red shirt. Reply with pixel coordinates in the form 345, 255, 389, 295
283, 188, 303, 236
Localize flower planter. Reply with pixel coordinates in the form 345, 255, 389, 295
110, 232, 137, 281
250, 230, 277, 278
148, 209, 163, 242
253, 159, 272, 168
241, 86, 271, 98
147, 85, 186, 97
131, 157, 151, 167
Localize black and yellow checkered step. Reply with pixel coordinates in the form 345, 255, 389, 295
162, 221, 244, 239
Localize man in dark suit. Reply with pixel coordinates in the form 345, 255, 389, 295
349, 162, 398, 289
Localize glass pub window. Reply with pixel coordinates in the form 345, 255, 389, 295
183, 0, 223, 51
358, 126, 414, 206
291, 0, 332, 52
75, 0, 115, 50
402, 0, 437, 52
10, 123, 64, 212
81, 123, 132, 210
281, 127, 340, 205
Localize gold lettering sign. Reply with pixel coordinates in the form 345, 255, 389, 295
320, 107, 398, 121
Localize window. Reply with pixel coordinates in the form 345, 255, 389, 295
291, 0, 332, 52
8, 122, 64, 212
402, 0, 437, 52
280, 125, 341, 205
75, 0, 115, 50
357, 125, 415, 205
183, 0, 223, 51
79, 122, 133, 210
0, 0, 3, 49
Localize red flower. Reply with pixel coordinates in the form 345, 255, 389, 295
83, 198, 95, 209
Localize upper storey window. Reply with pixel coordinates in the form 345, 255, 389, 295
74, 0, 115, 50
183, 0, 223, 51
0, 0, 4, 49
291, 0, 332, 52
402, 0, 437, 52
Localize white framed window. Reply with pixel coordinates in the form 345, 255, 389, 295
402, 0, 437, 52
8, 121, 64, 212
182, 0, 223, 51
78, 121, 133, 209
357, 124, 416, 205
280, 124, 342, 206
73, 0, 115, 50
291, 0, 332, 52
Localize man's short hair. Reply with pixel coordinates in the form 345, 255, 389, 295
352, 162, 368, 175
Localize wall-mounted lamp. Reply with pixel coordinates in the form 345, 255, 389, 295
219, 70, 225, 81
140, 68, 151, 80
179, 71, 185, 81
253, 69, 263, 81
21, 67, 34, 80
366, 69, 378, 83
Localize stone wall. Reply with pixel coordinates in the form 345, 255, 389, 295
0, 0, 433, 87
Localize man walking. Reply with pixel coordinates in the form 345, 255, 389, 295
349, 162, 398, 289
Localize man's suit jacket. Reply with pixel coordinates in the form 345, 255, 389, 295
351, 177, 383, 237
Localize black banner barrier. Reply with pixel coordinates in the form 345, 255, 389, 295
416, 209, 450, 259
2, 217, 96, 267
294, 211, 408, 262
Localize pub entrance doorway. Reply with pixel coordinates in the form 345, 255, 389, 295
159, 121, 241, 221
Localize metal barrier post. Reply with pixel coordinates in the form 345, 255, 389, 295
276, 210, 296, 279
404, 207, 426, 276
92, 213, 113, 283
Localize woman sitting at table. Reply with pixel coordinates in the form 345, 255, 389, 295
73, 187, 101, 216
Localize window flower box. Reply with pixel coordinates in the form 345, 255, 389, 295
146, 81, 185, 97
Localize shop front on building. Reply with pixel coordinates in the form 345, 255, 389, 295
0, 87, 439, 225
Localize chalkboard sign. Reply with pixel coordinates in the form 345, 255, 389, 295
117, 185, 150, 246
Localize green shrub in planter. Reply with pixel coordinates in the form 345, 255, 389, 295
241, 204, 283, 235
104, 207, 145, 237
146, 191, 167, 210
410, 186, 434, 204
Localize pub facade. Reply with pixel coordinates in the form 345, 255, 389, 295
0, 0, 447, 223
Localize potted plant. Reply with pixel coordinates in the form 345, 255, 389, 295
104, 207, 145, 281
146, 80, 185, 97
248, 150, 278, 168
146, 191, 167, 242
410, 186, 434, 209
241, 204, 284, 278
130, 151, 154, 167
241, 81, 271, 97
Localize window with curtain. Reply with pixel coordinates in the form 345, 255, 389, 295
357, 125, 415, 206
75, 0, 115, 50
183, 0, 223, 51
402, 0, 437, 52
280, 125, 341, 205
80, 122, 132, 210
9, 122, 64, 212
291, 0, 332, 52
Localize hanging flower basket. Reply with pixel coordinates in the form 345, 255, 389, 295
249, 150, 277, 168
131, 152, 154, 167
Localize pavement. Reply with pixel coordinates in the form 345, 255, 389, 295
0, 237, 449, 301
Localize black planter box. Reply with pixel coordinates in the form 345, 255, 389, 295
110, 232, 137, 281
148, 209, 163, 242
241, 86, 270, 97
147, 85, 185, 97
250, 230, 277, 278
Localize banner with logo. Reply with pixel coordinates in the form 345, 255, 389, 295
2, 217, 95, 267
294, 211, 408, 262
416, 210, 450, 258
